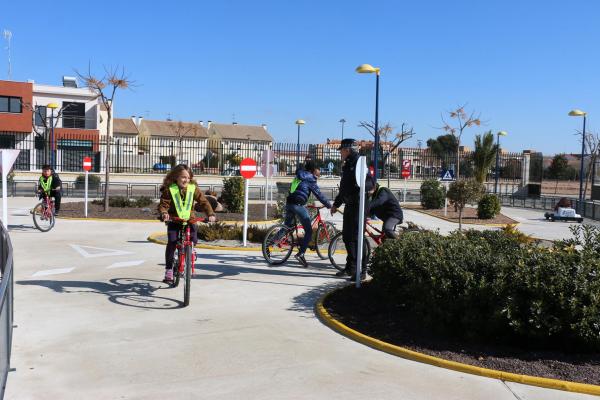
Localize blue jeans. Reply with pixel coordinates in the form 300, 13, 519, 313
284, 203, 312, 254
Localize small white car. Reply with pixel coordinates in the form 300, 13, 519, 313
544, 207, 583, 223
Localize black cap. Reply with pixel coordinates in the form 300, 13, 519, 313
337, 138, 357, 150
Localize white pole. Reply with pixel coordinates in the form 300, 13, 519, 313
403, 177, 407, 203
243, 178, 249, 247
84, 171, 89, 218
264, 152, 269, 220
2, 170, 7, 229
444, 181, 449, 217
356, 157, 367, 288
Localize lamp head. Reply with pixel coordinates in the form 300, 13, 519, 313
355, 64, 380, 74
569, 109, 587, 117
295, 119, 305, 125
47, 103, 59, 109
497, 131, 508, 137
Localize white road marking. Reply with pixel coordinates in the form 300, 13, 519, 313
32, 268, 75, 277
69, 244, 133, 259
107, 260, 145, 269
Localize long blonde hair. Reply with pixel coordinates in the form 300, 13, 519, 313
161, 164, 198, 191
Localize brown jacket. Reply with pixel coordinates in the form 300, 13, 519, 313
158, 184, 215, 219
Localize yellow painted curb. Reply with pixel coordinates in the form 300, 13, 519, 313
60, 217, 280, 225
409, 209, 519, 228
315, 288, 600, 397
146, 231, 323, 254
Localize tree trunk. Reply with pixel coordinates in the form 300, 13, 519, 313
456, 144, 461, 179
104, 110, 111, 212
458, 207, 463, 231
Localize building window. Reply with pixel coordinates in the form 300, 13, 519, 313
62, 102, 85, 129
0, 96, 22, 113
35, 106, 47, 126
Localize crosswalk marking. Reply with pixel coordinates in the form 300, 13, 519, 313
32, 268, 75, 277
107, 260, 145, 269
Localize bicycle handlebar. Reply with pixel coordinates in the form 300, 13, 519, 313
159, 216, 212, 224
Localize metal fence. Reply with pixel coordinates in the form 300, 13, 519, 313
0, 223, 14, 399
2, 133, 525, 181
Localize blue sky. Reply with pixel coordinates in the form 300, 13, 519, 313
2, 0, 599, 154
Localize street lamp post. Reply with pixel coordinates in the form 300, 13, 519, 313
339, 118, 346, 140
569, 109, 587, 211
47, 103, 59, 170
494, 131, 508, 194
295, 119, 305, 168
356, 64, 380, 182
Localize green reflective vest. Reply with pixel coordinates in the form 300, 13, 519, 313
39, 176, 53, 194
289, 178, 301, 194
169, 183, 195, 221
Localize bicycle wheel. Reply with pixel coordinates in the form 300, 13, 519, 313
315, 221, 337, 260
183, 245, 192, 307
328, 232, 371, 272
32, 202, 55, 232
262, 224, 294, 265
172, 248, 181, 288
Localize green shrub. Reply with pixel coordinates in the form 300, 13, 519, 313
222, 177, 245, 213
133, 196, 153, 207
447, 179, 486, 229
369, 227, 600, 352
75, 174, 101, 189
477, 193, 501, 219
420, 179, 445, 209
196, 222, 269, 242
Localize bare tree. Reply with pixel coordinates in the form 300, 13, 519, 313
20, 100, 75, 166
77, 66, 133, 211
582, 130, 600, 200
439, 105, 482, 179
358, 121, 416, 174
172, 121, 201, 164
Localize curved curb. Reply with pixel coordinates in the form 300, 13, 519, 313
60, 217, 280, 225
315, 288, 600, 397
146, 231, 322, 254
409, 208, 519, 228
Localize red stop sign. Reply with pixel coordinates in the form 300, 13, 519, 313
83, 157, 92, 171
240, 158, 257, 179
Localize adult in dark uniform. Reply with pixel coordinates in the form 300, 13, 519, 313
330, 139, 374, 280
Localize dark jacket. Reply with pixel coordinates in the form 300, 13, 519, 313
287, 169, 332, 208
37, 173, 62, 193
333, 151, 374, 208
369, 185, 403, 222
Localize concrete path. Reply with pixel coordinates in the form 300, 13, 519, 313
2, 198, 597, 399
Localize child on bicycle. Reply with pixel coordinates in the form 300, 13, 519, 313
368, 183, 403, 239
158, 164, 216, 284
283, 160, 332, 267
37, 164, 62, 216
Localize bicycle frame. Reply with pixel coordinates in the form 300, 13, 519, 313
41, 194, 55, 219
364, 219, 385, 246
292, 205, 329, 240
171, 217, 205, 275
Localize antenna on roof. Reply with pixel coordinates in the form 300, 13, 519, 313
166, 113, 172, 121
232, 113, 236, 123
3, 29, 12, 80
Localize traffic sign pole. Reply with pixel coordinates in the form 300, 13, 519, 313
83, 157, 92, 218
243, 178, 249, 247
355, 156, 367, 288
240, 158, 258, 247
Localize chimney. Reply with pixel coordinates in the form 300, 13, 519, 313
138, 116, 143, 126
131, 115, 138, 126
207, 120, 212, 129
261, 124, 267, 131
198, 120, 203, 127
232, 122, 238, 125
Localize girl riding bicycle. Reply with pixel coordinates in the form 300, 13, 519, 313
158, 164, 216, 284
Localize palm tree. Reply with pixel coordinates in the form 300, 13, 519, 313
472, 131, 497, 184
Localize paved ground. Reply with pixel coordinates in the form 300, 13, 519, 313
2, 197, 597, 399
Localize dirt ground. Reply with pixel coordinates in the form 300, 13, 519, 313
405, 205, 517, 225
59, 201, 279, 221
325, 283, 600, 385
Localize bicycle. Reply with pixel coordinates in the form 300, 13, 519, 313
262, 205, 337, 264
327, 218, 391, 272
32, 193, 56, 232
166, 216, 208, 307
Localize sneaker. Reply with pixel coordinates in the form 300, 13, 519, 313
163, 269, 174, 284
295, 253, 308, 268
54, 211, 59, 216
335, 269, 350, 277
